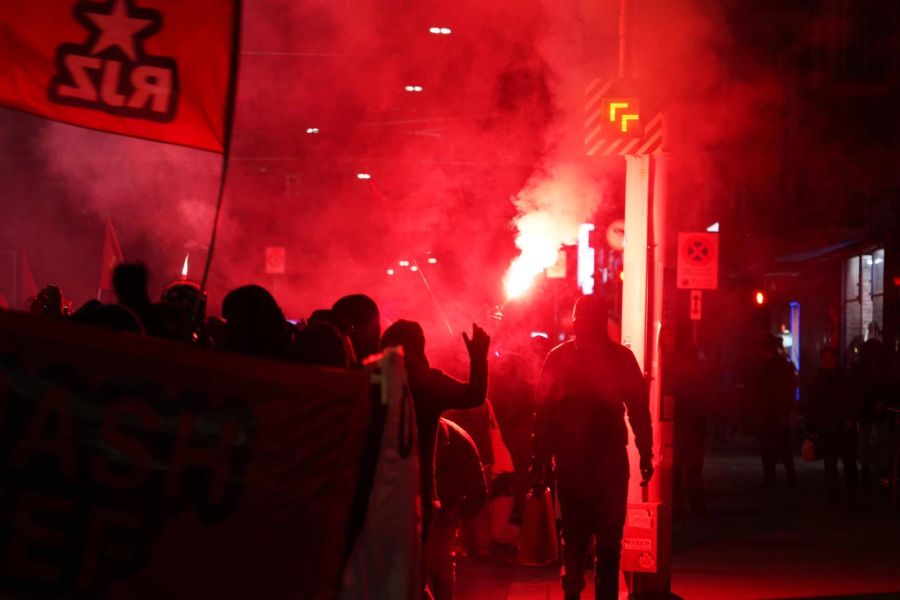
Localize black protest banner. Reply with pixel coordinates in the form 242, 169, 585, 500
0, 311, 371, 598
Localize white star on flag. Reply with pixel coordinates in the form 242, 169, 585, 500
86, 0, 153, 60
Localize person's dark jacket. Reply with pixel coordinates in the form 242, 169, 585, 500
409, 362, 488, 513
751, 355, 796, 431
807, 367, 859, 434
532, 338, 652, 483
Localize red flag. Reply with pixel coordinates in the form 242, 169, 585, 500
99, 219, 124, 291
0, 0, 239, 152
19, 253, 39, 308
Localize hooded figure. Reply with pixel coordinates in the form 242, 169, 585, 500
531, 295, 653, 600
380, 319, 490, 541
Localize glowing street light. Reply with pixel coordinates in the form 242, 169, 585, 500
410, 265, 419, 272
399, 260, 410, 267
404, 85, 423, 92
305, 127, 320, 134
386, 268, 395, 276
755, 291, 766, 305
429, 26, 452, 35
356, 173, 371, 180
427, 257, 438, 264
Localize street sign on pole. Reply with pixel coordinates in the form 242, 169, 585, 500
676, 232, 718, 290
689, 290, 702, 320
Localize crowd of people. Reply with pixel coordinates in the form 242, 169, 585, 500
8, 262, 900, 600
13, 263, 659, 600
668, 329, 899, 515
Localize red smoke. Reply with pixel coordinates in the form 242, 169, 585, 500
0, 0, 786, 361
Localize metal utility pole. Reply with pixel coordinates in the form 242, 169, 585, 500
618, 0, 634, 79
616, 0, 676, 596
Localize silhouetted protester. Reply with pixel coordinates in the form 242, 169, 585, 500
221, 285, 290, 359
491, 351, 540, 528
112, 262, 159, 334
751, 335, 797, 488
807, 347, 859, 505
305, 308, 357, 363
332, 294, 381, 365
160, 280, 208, 343
71, 300, 144, 334
28, 285, 65, 318
531, 296, 653, 600
672, 345, 710, 516
853, 339, 892, 484
426, 418, 488, 600
380, 320, 490, 541
294, 321, 353, 368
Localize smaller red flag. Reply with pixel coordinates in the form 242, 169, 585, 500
99, 219, 124, 292
19, 253, 39, 307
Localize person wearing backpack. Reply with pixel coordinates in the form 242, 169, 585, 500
425, 418, 489, 600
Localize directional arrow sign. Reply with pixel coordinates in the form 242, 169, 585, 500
690, 290, 702, 321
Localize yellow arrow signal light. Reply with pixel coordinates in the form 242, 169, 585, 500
609, 101, 630, 122
621, 113, 639, 132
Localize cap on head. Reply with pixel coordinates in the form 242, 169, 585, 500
380, 319, 428, 372
222, 285, 284, 325
332, 294, 380, 359
380, 319, 426, 357
162, 280, 206, 317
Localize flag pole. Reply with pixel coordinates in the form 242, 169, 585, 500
198, 0, 243, 296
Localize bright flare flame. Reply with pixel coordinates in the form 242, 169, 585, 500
181, 254, 189, 278
503, 164, 602, 300
503, 222, 560, 299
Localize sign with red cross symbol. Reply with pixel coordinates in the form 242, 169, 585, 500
677, 232, 718, 290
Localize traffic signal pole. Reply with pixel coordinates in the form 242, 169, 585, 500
621, 131, 676, 600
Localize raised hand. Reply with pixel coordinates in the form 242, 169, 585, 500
462, 323, 490, 362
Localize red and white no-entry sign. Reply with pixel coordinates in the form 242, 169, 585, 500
676, 233, 718, 290
265, 246, 286, 274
